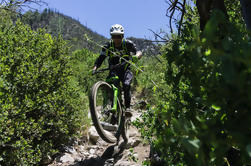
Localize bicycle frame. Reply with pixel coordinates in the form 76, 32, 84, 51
106, 76, 120, 112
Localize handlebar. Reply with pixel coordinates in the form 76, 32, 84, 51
92, 62, 126, 75
92, 68, 109, 75
92, 55, 139, 75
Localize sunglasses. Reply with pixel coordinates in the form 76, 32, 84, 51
111, 35, 122, 39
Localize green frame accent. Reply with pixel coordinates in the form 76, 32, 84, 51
106, 76, 120, 112
111, 84, 118, 111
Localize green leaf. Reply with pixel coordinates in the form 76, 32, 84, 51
205, 49, 211, 56
153, 86, 157, 93
220, 114, 227, 121
188, 139, 200, 150
202, 38, 207, 43
211, 104, 221, 111
181, 138, 201, 155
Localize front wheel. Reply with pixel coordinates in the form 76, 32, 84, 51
89, 81, 122, 143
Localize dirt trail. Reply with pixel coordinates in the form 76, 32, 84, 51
48, 96, 150, 166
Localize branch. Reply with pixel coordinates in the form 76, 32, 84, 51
169, 7, 176, 33
165, 0, 187, 34
166, 0, 179, 33
178, 0, 186, 36
148, 29, 168, 42
148, 45, 163, 63
168, 0, 179, 11
0, 0, 47, 12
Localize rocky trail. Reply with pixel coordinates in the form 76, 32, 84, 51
48, 96, 151, 166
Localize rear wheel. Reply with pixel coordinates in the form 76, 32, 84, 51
89, 81, 122, 143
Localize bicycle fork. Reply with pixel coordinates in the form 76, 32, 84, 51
111, 84, 118, 111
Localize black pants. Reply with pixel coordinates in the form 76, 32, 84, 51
107, 68, 133, 108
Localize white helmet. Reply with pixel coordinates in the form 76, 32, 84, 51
110, 24, 124, 35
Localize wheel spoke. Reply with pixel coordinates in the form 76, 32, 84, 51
90, 81, 123, 143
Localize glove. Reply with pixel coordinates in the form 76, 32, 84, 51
92, 66, 97, 75
92, 69, 96, 75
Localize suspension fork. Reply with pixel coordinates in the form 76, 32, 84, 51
111, 84, 118, 111
106, 76, 120, 112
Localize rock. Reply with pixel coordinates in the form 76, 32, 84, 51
82, 152, 90, 156
75, 156, 82, 162
89, 148, 96, 154
133, 153, 139, 159
88, 126, 99, 144
87, 145, 98, 150
97, 138, 109, 146
129, 130, 139, 137
59, 153, 75, 163
65, 147, 78, 155
127, 138, 141, 148
41, 155, 52, 165
78, 145, 85, 152
88, 154, 96, 159
131, 112, 141, 122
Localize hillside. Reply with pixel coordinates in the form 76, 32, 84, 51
21, 9, 159, 55
22, 9, 108, 53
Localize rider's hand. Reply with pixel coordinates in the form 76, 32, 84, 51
92, 66, 97, 75
136, 51, 142, 59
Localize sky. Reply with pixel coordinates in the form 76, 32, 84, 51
34, 0, 170, 39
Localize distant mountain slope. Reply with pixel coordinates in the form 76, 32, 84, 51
127, 37, 161, 56
22, 9, 108, 53
22, 9, 159, 55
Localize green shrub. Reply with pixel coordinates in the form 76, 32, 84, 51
134, 54, 169, 104
0, 11, 87, 165
136, 11, 251, 165
70, 48, 104, 93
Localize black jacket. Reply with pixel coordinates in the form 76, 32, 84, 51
94, 39, 138, 70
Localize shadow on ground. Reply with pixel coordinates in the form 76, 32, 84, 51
71, 141, 127, 166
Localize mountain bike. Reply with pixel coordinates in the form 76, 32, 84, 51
89, 68, 129, 143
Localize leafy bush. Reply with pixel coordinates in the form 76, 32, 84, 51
70, 48, 105, 93
136, 11, 251, 166
0, 11, 87, 165
133, 54, 169, 104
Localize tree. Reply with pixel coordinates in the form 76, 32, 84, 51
0, 0, 47, 12
240, 0, 251, 30
135, 1, 251, 165
166, 0, 250, 31
196, 0, 228, 30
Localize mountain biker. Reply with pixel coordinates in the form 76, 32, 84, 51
92, 24, 142, 117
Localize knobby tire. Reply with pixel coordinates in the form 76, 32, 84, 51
89, 81, 124, 143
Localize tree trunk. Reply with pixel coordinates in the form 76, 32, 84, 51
240, 0, 251, 30
196, 0, 212, 30
196, 0, 228, 30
